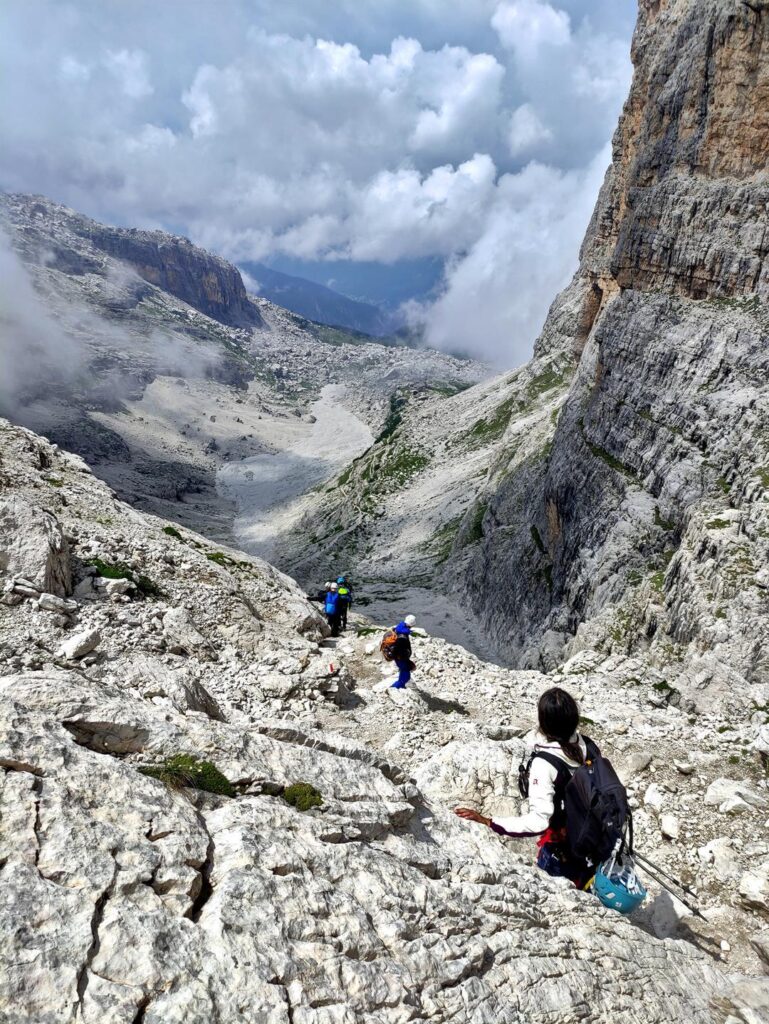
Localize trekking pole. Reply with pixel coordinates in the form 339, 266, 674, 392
634, 854, 706, 920
634, 852, 699, 900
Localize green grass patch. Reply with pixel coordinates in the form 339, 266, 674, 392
716, 477, 732, 494
377, 447, 430, 488
463, 394, 518, 446
525, 365, 569, 400
579, 715, 596, 728
87, 558, 164, 599
650, 570, 666, 593
706, 518, 731, 530
162, 525, 184, 541
428, 382, 472, 398
139, 754, 234, 797
283, 782, 323, 812
586, 440, 637, 478
755, 467, 769, 489
627, 569, 644, 587
206, 551, 239, 568
375, 392, 407, 444
578, 418, 637, 479
648, 550, 675, 593
44, 477, 64, 487
610, 608, 633, 645
707, 294, 761, 313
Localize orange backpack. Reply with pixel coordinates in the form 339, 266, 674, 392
379, 629, 398, 662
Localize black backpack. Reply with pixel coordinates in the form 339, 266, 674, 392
518, 737, 631, 865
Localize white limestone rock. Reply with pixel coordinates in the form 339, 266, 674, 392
58, 627, 101, 661
739, 863, 769, 915
0, 496, 71, 596
38, 592, 77, 614
660, 814, 680, 841
704, 779, 767, 812
644, 783, 665, 814
163, 607, 209, 656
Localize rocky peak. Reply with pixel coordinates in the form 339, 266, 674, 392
3, 193, 262, 328
454, 0, 769, 682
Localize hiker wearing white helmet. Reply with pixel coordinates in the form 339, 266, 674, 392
324, 582, 341, 636
382, 614, 417, 689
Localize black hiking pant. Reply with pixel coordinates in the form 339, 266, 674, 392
327, 612, 341, 637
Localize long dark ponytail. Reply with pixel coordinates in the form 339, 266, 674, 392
538, 687, 584, 765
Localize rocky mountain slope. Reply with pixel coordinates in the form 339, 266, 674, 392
458, 0, 769, 673
275, 0, 769, 678
0, 193, 483, 546
2, 418, 769, 1022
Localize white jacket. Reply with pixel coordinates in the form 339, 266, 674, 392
491, 729, 587, 838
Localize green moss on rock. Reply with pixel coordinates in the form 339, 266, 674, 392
87, 557, 164, 599
283, 782, 323, 811
140, 754, 235, 797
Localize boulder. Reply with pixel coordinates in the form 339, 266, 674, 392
625, 752, 653, 777
698, 838, 742, 882
58, 627, 101, 661
163, 607, 209, 656
739, 862, 769, 914
644, 783, 665, 814
704, 779, 767, 811
127, 655, 224, 721
0, 498, 71, 596
750, 931, 769, 970
660, 814, 680, 840
38, 593, 77, 614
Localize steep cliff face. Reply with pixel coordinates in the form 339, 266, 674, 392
17, 195, 262, 328
461, 0, 769, 682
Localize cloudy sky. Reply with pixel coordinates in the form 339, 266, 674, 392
1, 0, 637, 365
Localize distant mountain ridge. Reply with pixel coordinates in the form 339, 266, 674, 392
241, 261, 394, 337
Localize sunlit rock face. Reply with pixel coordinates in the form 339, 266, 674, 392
460, 0, 769, 682
0, 415, 758, 1024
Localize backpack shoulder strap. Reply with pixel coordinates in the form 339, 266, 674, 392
530, 750, 571, 775
582, 735, 601, 763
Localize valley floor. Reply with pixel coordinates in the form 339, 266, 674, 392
218, 383, 373, 564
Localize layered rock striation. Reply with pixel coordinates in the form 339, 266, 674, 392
457, 0, 769, 678
16, 195, 262, 328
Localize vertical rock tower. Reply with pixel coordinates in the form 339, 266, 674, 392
465, 0, 769, 680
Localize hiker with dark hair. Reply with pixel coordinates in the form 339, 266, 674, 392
455, 687, 622, 889
324, 582, 342, 637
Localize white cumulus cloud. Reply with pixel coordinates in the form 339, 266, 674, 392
0, 0, 636, 366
